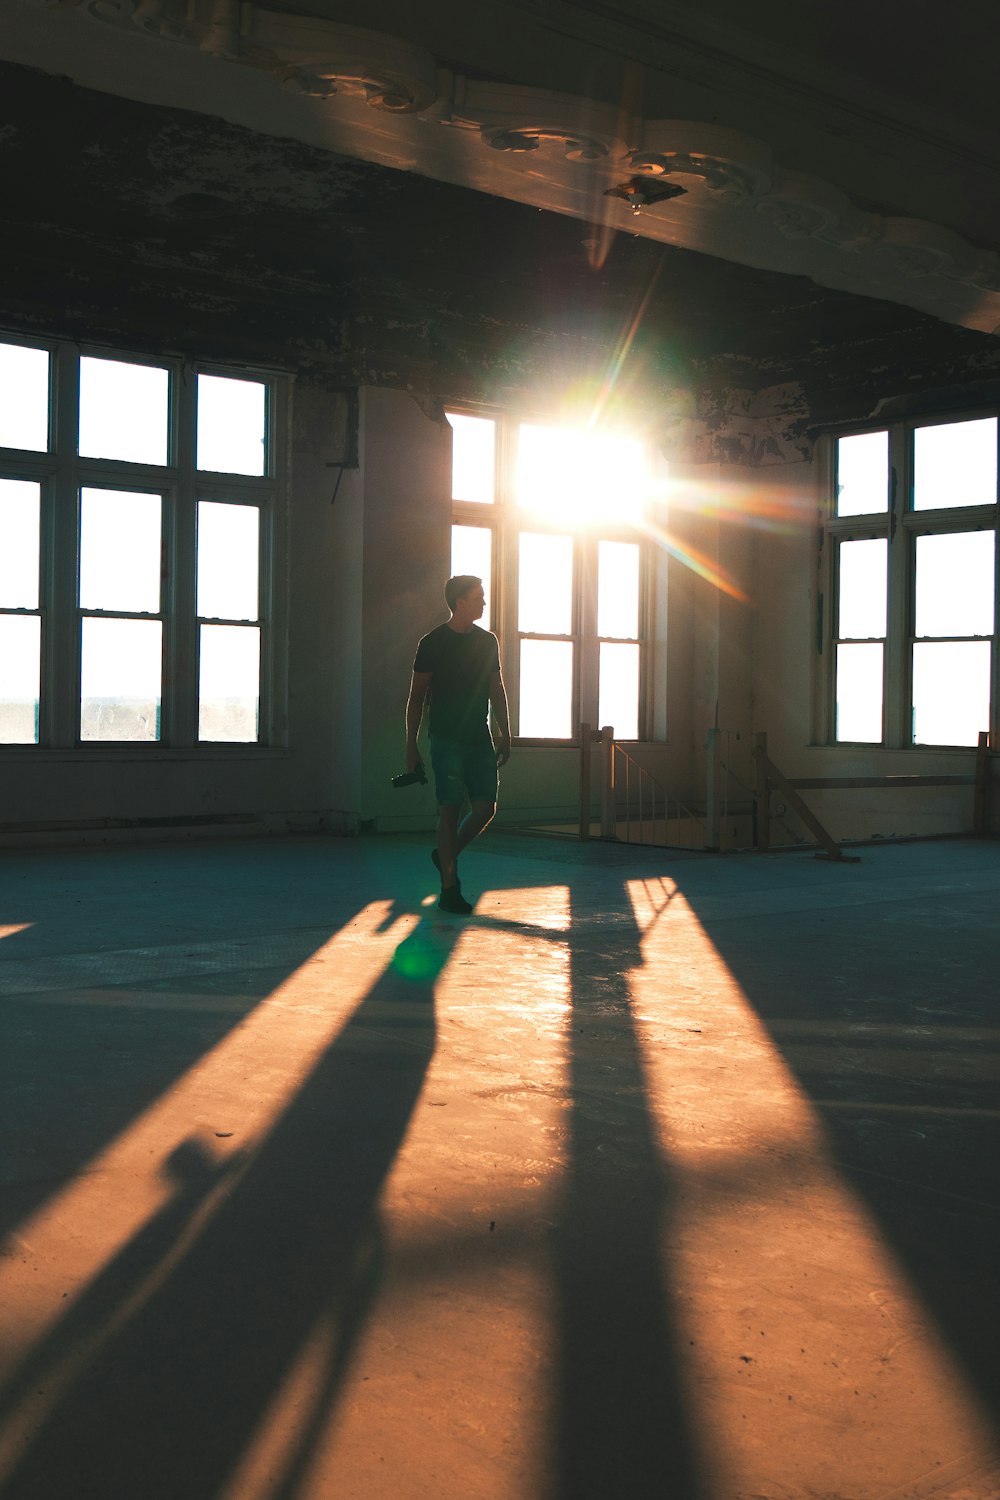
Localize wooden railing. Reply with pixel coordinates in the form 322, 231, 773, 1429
579, 725, 994, 857
579, 724, 705, 849
750, 730, 993, 861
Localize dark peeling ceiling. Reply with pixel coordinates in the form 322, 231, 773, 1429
1, 58, 997, 420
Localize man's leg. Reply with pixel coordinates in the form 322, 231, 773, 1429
436, 802, 461, 890
451, 741, 500, 871
456, 799, 496, 858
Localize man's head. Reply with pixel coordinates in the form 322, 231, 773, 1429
445, 574, 482, 611
445, 575, 486, 629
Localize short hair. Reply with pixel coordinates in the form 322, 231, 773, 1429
445, 574, 481, 610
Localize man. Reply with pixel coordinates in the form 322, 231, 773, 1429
405, 575, 511, 914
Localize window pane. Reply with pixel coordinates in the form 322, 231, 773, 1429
599, 641, 640, 740
519, 639, 573, 738
598, 540, 639, 639
836, 642, 883, 742
0, 614, 40, 744
447, 413, 495, 504
80, 617, 161, 741
199, 624, 260, 742
0, 479, 41, 609
79, 488, 161, 614
912, 640, 991, 746
198, 502, 259, 621
914, 531, 995, 638
836, 431, 888, 516
197, 374, 267, 476
518, 532, 573, 634
451, 524, 492, 626
79, 357, 169, 465
838, 538, 887, 639
0, 343, 49, 452
913, 417, 997, 511
517, 425, 645, 526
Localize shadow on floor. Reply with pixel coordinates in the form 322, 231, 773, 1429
681, 848, 1000, 1442
0, 913, 453, 1500
551, 877, 708, 1500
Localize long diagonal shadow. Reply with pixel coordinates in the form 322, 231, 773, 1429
552, 880, 708, 1500
0, 916, 457, 1500
679, 866, 1000, 1446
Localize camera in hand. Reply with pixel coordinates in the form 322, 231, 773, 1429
391, 765, 427, 788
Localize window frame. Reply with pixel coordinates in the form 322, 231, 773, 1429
447, 405, 656, 745
819, 406, 999, 750
0, 333, 289, 753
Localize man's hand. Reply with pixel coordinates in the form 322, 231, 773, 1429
405, 743, 423, 774
495, 734, 512, 768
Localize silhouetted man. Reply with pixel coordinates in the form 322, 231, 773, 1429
405, 575, 511, 913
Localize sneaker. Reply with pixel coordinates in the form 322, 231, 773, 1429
438, 884, 473, 915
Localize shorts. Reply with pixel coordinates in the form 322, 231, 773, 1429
429, 735, 499, 807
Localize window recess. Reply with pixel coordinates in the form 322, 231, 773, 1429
0, 335, 286, 750
824, 411, 999, 748
446, 409, 656, 743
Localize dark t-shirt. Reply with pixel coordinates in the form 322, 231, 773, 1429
413, 623, 500, 745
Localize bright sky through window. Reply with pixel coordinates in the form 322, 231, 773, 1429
0, 339, 273, 746
450, 524, 492, 625
447, 413, 495, 504
836, 430, 888, 517
80, 488, 161, 613
913, 417, 997, 510
0, 616, 40, 743
833, 419, 998, 746
79, 357, 169, 465
198, 502, 260, 621
197, 375, 267, 476
0, 344, 49, 452
0, 478, 40, 609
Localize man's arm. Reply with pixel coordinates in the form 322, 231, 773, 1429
489, 669, 512, 766
405, 670, 431, 771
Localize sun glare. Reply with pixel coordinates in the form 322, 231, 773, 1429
516, 424, 649, 528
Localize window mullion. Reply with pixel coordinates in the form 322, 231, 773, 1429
884, 423, 910, 748
46, 344, 80, 747
496, 420, 520, 734
577, 534, 598, 733
169, 365, 198, 747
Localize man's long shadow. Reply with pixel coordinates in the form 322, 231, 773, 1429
0, 836, 387, 1245
552, 878, 708, 1500
0, 916, 454, 1500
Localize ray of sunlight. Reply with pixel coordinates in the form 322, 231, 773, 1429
0, 901, 418, 1478
624, 877, 998, 1498
215, 884, 573, 1500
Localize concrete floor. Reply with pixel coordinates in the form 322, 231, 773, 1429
1, 830, 999, 1500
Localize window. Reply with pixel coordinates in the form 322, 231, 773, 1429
825, 412, 998, 748
0, 336, 284, 748
447, 410, 655, 741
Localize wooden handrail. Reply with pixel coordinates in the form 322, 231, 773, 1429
751, 730, 992, 857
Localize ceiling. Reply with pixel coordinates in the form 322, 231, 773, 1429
2, 0, 998, 337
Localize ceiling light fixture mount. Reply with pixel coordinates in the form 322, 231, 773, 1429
604, 176, 688, 215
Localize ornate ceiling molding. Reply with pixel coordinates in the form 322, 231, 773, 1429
53, 0, 1000, 334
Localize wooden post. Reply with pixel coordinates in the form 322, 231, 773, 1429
579, 722, 592, 841
600, 725, 615, 840
974, 730, 990, 835
752, 732, 770, 852
705, 727, 721, 851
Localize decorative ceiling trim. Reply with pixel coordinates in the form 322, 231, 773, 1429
55, 0, 1000, 334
